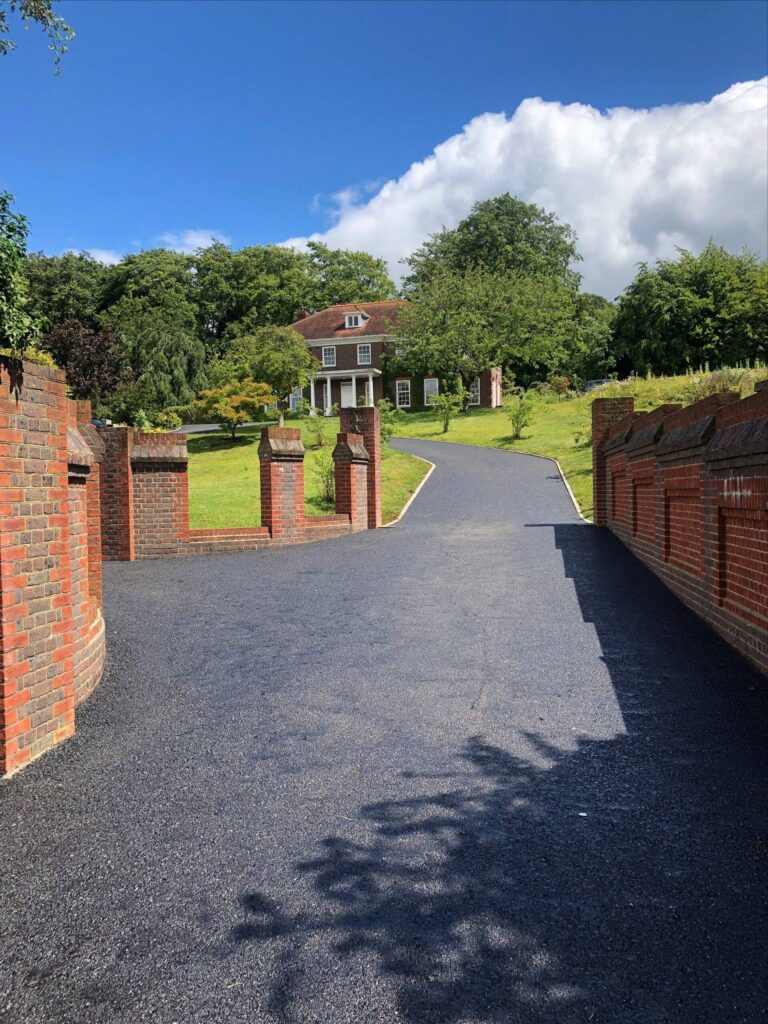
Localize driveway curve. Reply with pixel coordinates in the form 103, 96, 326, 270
1, 439, 766, 1024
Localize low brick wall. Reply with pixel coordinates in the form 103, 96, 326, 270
99, 407, 381, 561
593, 383, 768, 675
0, 359, 106, 776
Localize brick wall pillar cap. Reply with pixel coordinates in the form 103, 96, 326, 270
333, 432, 369, 464
67, 425, 95, 469
258, 426, 305, 460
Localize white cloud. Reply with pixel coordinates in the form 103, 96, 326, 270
62, 247, 122, 265
283, 79, 768, 298
85, 248, 122, 265
158, 228, 231, 254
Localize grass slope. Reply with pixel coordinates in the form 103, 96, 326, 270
393, 368, 766, 520
187, 418, 429, 529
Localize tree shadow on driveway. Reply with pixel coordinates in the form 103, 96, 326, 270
232, 524, 768, 1023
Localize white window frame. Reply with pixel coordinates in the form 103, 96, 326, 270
396, 379, 411, 409
357, 343, 372, 366
322, 346, 336, 368
345, 314, 361, 329
468, 376, 481, 406
423, 377, 439, 405
289, 386, 304, 410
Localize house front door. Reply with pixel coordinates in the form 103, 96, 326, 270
340, 381, 355, 408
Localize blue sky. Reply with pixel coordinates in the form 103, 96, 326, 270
1, 0, 766, 294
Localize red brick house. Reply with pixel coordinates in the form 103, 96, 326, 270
290, 300, 503, 413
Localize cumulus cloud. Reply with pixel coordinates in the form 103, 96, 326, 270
283, 79, 767, 297
62, 247, 122, 265
84, 248, 122, 265
158, 228, 231, 253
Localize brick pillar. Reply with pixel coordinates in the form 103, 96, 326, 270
340, 406, 381, 528
333, 432, 370, 531
130, 432, 189, 558
0, 359, 75, 776
258, 427, 306, 541
98, 426, 135, 560
592, 398, 634, 527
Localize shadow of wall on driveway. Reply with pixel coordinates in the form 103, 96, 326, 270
230, 522, 767, 1023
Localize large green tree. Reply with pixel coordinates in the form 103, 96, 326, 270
0, 191, 37, 355
99, 250, 204, 416
194, 243, 310, 356
403, 194, 581, 292
613, 242, 768, 374
304, 241, 396, 309
25, 251, 108, 331
393, 267, 579, 398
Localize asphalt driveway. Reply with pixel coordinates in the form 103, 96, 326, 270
1, 439, 766, 1023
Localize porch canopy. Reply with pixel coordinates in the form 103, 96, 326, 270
310, 368, 382, 413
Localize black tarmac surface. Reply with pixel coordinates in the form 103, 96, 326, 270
1, 439, 766, 1023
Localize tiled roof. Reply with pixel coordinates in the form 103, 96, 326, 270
290, 300, 405, 341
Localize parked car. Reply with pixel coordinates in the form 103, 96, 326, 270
583, 379, 611, 392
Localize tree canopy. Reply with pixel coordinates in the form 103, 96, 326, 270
0, 191, 37, 355
613, 242, 767, 374
212, 327, 318, 426
403, 194, 581, 292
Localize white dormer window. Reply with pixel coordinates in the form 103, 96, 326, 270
345, 313, 362, 329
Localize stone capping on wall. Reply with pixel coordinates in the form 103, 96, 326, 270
592, 383, 768, 676
98, 415, 382, 561
1, 359, 106, 776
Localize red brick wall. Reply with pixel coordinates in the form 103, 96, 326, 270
593, 385, 768, 675
98, 420, 383, 559
0, 360, 105, 776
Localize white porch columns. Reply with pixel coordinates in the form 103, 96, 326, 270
367, 373, 374, 407
324, 376, 332, 416
309, 377, 316, 414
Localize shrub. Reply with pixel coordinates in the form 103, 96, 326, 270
504, 394, 535, 440
377, 398, 405, 447
305, 413, 328, 448
428, 389, 463, 433
310, 447, 335, 504
153, 409, 182, 431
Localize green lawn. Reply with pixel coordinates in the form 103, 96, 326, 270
187, 417, 429, 529
392, 367, 767, 520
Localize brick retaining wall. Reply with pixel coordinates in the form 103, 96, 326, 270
593, 383, 768, 675
0, 359, 106, 775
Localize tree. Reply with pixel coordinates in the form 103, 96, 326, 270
393, 267, 578, 401
25, 251, 108, 331
99, 249, 205, 414
0, 191, 37, 356
428, 387, 464, 433
304, 241, 396, 309
0, 0, 73, 70
403, 194, 581, 292
190, 379, 273, 438
40, 319, 132, 407
215, 326, 318, 427
504, 394, 535, 439
194, 243, 310, 356
613, 243, 768, 375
